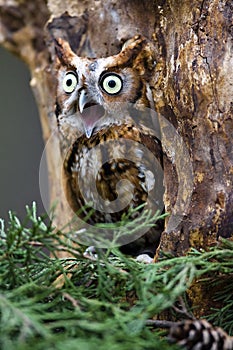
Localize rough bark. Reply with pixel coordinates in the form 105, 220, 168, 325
0, 0, 232, 258
153, 0, 233, 255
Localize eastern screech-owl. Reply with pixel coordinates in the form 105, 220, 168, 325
54, 35, 164, 258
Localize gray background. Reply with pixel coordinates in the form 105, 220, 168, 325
0, 47, 48, 221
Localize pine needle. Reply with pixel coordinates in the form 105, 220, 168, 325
0, 203, 233, 349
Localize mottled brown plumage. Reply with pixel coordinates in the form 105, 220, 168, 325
55, 35, 164, 257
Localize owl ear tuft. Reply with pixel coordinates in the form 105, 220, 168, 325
120, 35, 156, 75
54, 38, 76, 66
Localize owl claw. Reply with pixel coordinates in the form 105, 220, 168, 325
135, 254, 154, 264
83, 246, 98, 260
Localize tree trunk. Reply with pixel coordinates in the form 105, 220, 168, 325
154, 0, 233, 255
0, 0, 232, 258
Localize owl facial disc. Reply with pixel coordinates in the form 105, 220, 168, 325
79, 89, 105, 138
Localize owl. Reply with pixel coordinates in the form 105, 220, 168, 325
54, 35, 164, 258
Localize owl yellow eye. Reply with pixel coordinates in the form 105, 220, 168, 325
62, 72, 78, 93
100, 73, 123, 95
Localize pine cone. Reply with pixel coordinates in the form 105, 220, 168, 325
168, 319, 233, 350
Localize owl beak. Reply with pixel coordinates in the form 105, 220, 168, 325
78, 89, 105, 138
78, 89, 91, 114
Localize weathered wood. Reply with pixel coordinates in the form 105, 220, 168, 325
152, 0, 233, 254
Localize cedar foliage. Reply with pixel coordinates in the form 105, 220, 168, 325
0, 203, 233, 350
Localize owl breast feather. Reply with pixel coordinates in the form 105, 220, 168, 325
63, 123, 163, 225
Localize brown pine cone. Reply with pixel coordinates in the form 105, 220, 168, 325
168, 319, 233, 350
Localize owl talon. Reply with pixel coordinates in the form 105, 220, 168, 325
83, 246, 98, 260
135, 254, 154, 264
83, 247, 154, 264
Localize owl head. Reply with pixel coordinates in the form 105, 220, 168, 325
54, 35, 156, 140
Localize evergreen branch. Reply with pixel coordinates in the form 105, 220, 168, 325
146, 319, 176, 328
0, 203, 233, 349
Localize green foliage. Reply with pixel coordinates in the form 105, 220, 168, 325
0, 203, 233, 350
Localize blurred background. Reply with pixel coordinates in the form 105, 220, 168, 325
0, 47, 48, 222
